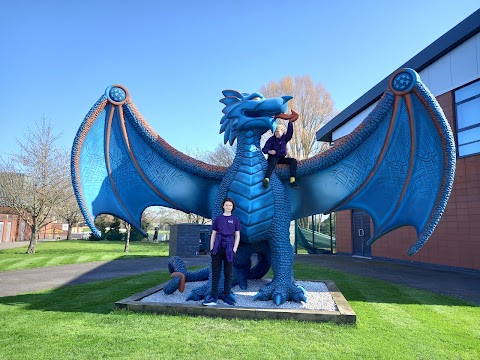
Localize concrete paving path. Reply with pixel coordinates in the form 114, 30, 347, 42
1, 241, 479, 305
295, 254, 480, 305
0, 255, 210, 297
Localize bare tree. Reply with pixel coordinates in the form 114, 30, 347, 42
146, 206, 211, 229
55, 189, 84, 240
187, 143, 235, 167
187, 213, 209, 224
151, 207, 187, 228
260, 76, 337, 229
0, 117, 69, 253
123, 221, 131, 253
177, 145, 231, 224
52, 151, 84, 240
203, 143, 235, 167
142, 206, 166, 228
260, 75, 337, 160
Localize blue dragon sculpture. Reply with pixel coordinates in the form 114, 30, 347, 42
71, 68, 455, 305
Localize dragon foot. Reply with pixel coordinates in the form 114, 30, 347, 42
185, 282, 210, 301
163, 256, 210, 295
218, 291, 237, 305
253, 280, 307, 305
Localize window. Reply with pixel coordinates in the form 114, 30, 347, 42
455, 80, 480, 157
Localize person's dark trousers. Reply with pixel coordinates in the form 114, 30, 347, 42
265, 155, 297, 178
210, 247, 233, 297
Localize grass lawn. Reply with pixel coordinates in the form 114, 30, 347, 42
0, 263, 478, 359
0, 240, 169, 271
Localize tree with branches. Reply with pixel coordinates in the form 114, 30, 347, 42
0, 117, 69, 253
53, 170, 84, 240
259, 75, 337, 159
260, 75, 337, 228
55, 193, 84, 240
187, 143, 235, 167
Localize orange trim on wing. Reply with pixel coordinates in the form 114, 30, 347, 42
104, 105, 143, 230
411, 88, 451, 239
373, 93, 416, 236
73, 99, 108, 225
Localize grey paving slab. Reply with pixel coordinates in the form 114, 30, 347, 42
294, 254, 480, 305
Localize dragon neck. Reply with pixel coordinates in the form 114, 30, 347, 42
233, 130, 263, 160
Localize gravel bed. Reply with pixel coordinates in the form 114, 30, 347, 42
141, 279, 338, 311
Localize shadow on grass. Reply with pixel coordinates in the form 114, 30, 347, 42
0, 255, 478, 315
0, 271, 168, 314
0, 256, 212, 314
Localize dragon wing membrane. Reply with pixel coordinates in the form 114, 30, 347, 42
71, 85, 225, 237
289, 69, 455, 255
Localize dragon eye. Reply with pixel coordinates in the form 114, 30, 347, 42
251, 97, 261, 101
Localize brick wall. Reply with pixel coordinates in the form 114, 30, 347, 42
169, 223, 211, 258
335, 210, 352, 254
0, 211, 30, 242
0, 214, 16, 242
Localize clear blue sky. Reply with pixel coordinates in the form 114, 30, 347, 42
1, 1, 478, 158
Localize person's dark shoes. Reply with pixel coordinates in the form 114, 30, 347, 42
289, 182, 299, 190
202, 295, 218, 306
262, 178, 270, 188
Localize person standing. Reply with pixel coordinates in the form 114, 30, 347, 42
203, 197, 241, 306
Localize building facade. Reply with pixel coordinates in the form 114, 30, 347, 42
0, 207, 71, 243
0, 207, 30, 243
317, 9, 480, 271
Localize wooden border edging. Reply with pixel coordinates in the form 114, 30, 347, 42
115, 280, 356, 324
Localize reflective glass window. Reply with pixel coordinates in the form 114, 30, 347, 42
455, 80, 480, 157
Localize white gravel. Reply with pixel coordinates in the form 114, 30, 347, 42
141, 279, 338, 311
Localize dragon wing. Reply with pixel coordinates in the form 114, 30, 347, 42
71, 85, 225, 237
284, 68, 455, 255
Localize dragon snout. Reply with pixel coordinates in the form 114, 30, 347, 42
282, 96, 293, 104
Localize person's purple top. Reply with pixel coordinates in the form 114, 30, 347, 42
262, 122, 294, 157
212, 214, 240, 263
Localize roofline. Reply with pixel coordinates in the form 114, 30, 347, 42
316, 8, 480, 142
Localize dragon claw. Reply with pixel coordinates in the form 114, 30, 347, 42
186, 292, 203, 301
291, 293, 301, 302
294, 284, 307, 302
254, 280, 307, 305
299, 292, 307, 303
273, 293, 284, 306
253, 290, 270, 301
291, 291, 307, 303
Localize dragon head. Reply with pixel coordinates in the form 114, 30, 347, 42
219, 90, 295, 145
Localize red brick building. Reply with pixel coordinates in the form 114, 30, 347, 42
0, 207, 31, 243
317, 10, 480, 271
0, 207, 69, 243
38, 222, 68, 240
